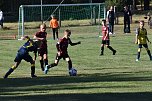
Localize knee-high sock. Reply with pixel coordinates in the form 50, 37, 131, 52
31, 66, 35, 76
147, 50, 152, 59
4, 68, 14, 78
44, 59, 48, 66
101, 46, 104, 54
107, 46, 115, 52
68, 60, 72, 70
137, 52, 140, 59
40, 60, 44, 71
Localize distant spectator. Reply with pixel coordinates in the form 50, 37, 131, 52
123, 6, 132, 33
107, 6, 115, 34
50, 15, 59, 40
0, 9, 4, 28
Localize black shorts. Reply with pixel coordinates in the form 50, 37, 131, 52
102, 40, 110, 45
14, 52, 33, 62
138, 44, 148, 48
38, 48, 48, 56
55, 53, 70, 61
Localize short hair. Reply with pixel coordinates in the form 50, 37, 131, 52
102, 19, 106, 23
65, 29, 71, 35
40, 23, 46, 28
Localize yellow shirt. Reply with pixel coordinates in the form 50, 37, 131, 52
137, 28, 147, 44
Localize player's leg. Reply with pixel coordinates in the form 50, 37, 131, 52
100, 40, 105, 55
55, 28, 59, 39
52, 28, 56, 40
44, 54, 61, 74
124, 20, 127, 33
38, 49, 45, 71
143, 44, 152, 60
127, 20, 131, 33
4, 62, 20, 78
65, 55, 72, 70
106, 40, 116, 55
29, 60, 37, 78
43, 53, 48, 67
4, 53, 22, 78
136, 44, 142, 61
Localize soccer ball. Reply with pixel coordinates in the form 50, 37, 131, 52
69, 68, 77, 76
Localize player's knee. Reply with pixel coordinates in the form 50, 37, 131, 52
138, 48, 141, 52
11, 65, 17, 70
66, 58, 70, 61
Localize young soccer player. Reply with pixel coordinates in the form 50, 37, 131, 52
100, 19, 116, 55
44, 29, 81, 75
135, 20, 152, 61
50, 15, 59, 40
33, 23, 48, 71
3, 36, 38, 78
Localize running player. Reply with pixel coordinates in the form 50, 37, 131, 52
44, 29, 81, 75
4, 36, 38, 78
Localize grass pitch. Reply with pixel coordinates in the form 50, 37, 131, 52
0, 16, 152, 101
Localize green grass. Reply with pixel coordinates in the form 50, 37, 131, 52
1, 16, 152, 101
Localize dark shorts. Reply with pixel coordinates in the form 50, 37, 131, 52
55, 53, 70, 61
102, 40, 110, 45
138, 44, 148, 48
38, 48, 48, 56
14, 52, 33, 62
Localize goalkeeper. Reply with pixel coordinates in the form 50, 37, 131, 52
4, 36, 38, 78
44, 29, 81, 75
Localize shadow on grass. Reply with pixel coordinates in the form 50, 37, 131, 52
0, 73, 152, 101
0, 92, 152, 101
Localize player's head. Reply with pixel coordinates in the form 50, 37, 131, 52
102, 19, 106, 26
139, 20, 144, 28
110, 6, 114, 10
40, 23, 46, 32
51, 14, 55, 19
64, 29, 71, 38
21, 35, 30, 40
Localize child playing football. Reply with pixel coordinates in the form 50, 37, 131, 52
33, 23, 48, 71
4, 36, 38, 78
100, 19, 116, 55
135, 20, 152, 61
44, 29, 81, 75
50, 15, 59, 40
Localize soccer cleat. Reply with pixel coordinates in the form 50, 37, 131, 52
44, 65, 49, 74
113, 50, 116, 55
3, 75, 8, 79
31, 75, 37, 78
136, 59, 139, 61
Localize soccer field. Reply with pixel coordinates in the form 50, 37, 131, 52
0, 18, 152, 101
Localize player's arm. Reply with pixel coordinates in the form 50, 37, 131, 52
69, 38, 81, 46
56, 41, 62, 56
135, 34, 138, 44
33, 34, 45, 41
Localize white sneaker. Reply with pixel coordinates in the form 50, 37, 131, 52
136, 59, 139, 61
109, 32, 113, 35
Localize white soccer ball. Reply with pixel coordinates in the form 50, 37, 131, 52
69, 68, 77, 76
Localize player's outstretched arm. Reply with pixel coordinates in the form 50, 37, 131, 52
69, 39, 81, 46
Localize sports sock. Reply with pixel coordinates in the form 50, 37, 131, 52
4, 68, 14, 78
40, 60, 44, 71
100, 46, 104, 55
107, 46, 115, 52
31, 66, 35, 76
147, 50, 152, 59
137, 52, 140, 59
48, 63, 57, 69
44, 59, 48, 66
68, 60, 72, 70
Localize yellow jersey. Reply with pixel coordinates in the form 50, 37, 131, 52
137, 28, 147, 44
